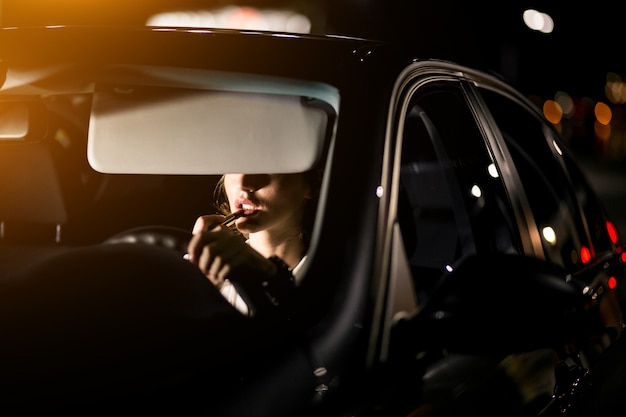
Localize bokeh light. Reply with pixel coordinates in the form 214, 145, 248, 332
146, 6, 312, 33
595, 101, 612, 125
522, 9, 554, 34
542, 226, 556, 245
580, 246, 591, 263
554, 91, 574, 118
605, 72, 626, 105
543, 100, 563, 124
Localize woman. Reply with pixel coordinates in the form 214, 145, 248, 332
186, 172, 318, 316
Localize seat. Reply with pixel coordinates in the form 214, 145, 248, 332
0, 141, 67, 243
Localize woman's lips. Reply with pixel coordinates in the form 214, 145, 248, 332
235, 200, 260, 216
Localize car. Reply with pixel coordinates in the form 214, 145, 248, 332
0, 24, 625, 416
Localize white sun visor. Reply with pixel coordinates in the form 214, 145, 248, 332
87, 67, 338, 174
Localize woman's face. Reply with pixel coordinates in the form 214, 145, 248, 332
223, 173, 311, 235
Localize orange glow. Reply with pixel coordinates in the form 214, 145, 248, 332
594, 120, 611, 142
606, 220, 619, 244
543, 100, 563, 124
580, 246, 591, 263
608, 276, 617, 290
595, 101, 612, 125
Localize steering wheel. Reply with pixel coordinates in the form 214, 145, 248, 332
103, 225, 192, 257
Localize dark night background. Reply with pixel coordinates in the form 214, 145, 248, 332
2, 0, 625, 230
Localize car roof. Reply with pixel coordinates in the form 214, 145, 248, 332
0, 26, 390, 95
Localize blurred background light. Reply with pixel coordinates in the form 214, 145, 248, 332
580, 246, 591, 263
554, 91, 574, 118
605, 72, 626, 104
522, 9, 554, 34
543, 99, 563, 124
487, 163, 499, 178
542, 226, 556, 245
607, 220, 619, 244
595, 101, 612, 126
470, 184, 482, 198
146, 5, 312, 33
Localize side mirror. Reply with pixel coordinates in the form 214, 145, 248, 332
393, 254, 591, 357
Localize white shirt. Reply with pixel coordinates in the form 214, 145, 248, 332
220, 255, 306, 316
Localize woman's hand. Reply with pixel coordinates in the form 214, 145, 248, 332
191, 214, 225, 235
187, 215, 272, 288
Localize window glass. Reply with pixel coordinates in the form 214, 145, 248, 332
561, 155, 616, 256
398, 82, 520, 300
479, 88, 612, 269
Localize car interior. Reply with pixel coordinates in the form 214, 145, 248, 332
0, 66, 339, 241
0, 67, 343, 413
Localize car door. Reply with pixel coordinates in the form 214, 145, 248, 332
378, 61, 525, 346
370, 60, 624, 416
475, 86, 626, 347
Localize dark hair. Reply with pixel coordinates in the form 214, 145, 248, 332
212, 176, 231, 217
212, 171, 321, 251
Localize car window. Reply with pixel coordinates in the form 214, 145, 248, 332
397, 81, 521, 302
479, 88, 616, 270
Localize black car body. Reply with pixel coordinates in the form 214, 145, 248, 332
0, 26, 625, 416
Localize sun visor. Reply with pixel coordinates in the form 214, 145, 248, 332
87, 68, 338, 175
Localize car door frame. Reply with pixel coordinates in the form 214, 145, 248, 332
369, 59, 549, 366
